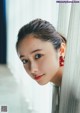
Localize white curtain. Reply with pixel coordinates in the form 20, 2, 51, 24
57, 4, 71, 38
57, 4, 80, 113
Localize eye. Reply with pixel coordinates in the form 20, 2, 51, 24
35, 54, 42, 59
22, 59, 28, 64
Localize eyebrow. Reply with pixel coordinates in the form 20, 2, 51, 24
20, 55, 24, 59
30, 49, 42, 54
20, 49, 42, 58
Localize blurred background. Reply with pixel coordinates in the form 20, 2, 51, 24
0, 0, 80, 113
0, 0, 59, 113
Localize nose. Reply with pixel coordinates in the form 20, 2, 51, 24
30, 61, 38, 74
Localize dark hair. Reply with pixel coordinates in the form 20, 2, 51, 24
16, 19, 66, 50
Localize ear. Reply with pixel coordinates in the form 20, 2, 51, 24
59, 43, 66, 57
59, 43, 66, 66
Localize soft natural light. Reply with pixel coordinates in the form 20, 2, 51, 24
6, 0, 59, 113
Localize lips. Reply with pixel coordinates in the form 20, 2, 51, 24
34, 75, 43, 80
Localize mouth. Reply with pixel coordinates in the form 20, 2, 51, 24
34, 74, 44, 80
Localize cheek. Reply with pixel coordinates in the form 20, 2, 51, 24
23, 66, 33, 78
23, 65, 30, 75
39, 55, 59, 73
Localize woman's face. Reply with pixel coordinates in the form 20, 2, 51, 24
17, 34, 60, 85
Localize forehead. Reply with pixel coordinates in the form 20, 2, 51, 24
17, 34, 55, 55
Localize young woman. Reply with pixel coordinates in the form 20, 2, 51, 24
16, 19, 66, 113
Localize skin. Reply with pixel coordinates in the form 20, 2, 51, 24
17, 34, 66, 86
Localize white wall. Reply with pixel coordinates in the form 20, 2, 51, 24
6, 0, 59, 113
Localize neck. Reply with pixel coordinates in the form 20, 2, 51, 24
51, 67, 63, 86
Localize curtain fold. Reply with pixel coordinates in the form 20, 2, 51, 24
57, 4, 71, 38
59, 4, 80, 113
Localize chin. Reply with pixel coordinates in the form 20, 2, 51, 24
37, 81, 49, 85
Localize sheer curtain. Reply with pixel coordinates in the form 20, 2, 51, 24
57, 4, 80, 113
